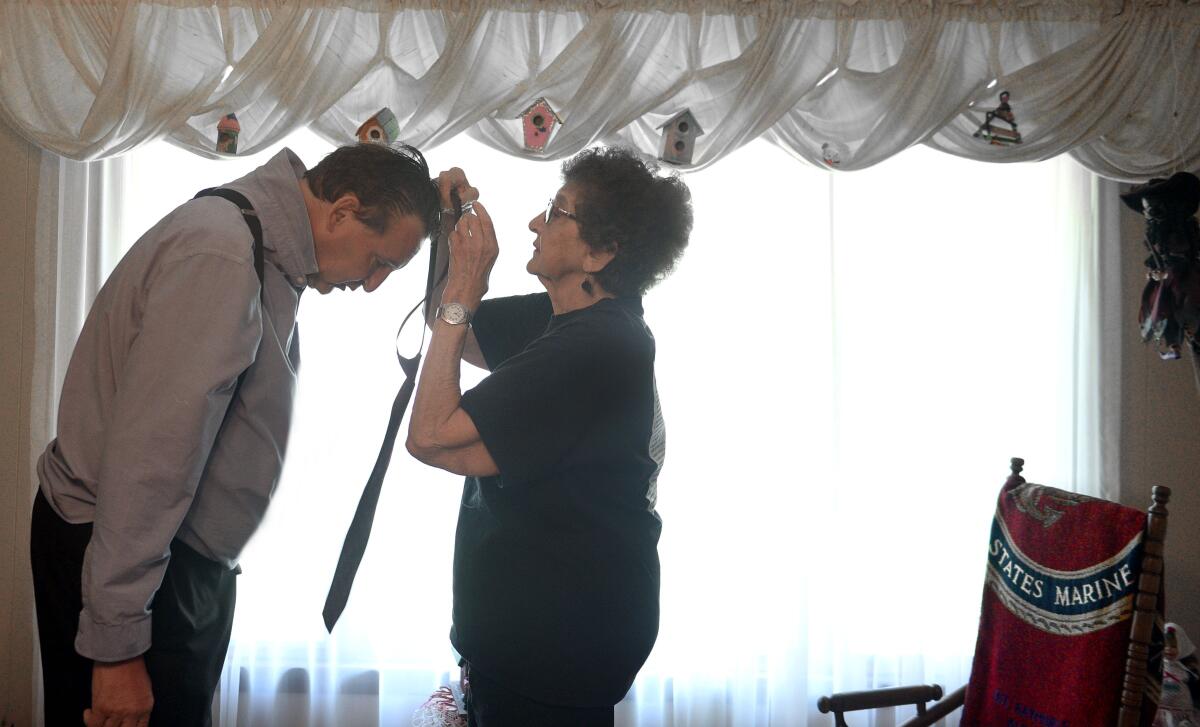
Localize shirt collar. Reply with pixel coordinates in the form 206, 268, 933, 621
224, 148, 318, 287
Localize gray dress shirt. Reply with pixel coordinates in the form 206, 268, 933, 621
37, 149, 318, 662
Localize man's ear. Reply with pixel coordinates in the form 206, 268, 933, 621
329, 192, 363, 229
584, 242, 617, 274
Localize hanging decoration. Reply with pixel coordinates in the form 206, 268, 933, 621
974, 90, 1022, 146
355, 107, 400, 145
520, 97, 561, 152
658, 109, 704, 165
215, 113, 240, 154
1120, 171, 1200, 387
821, 141, 848, 167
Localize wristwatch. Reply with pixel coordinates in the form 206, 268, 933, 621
437, 302, 472, 325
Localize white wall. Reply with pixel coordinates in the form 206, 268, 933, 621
0, 116, 41, 727
1118, 207, 1200, 641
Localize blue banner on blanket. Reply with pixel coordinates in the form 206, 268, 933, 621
986, 514, 1143, 635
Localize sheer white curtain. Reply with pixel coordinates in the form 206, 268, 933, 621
631, 142, 1114, 726
28, 152, 129, 487
64, 129, 1112, 726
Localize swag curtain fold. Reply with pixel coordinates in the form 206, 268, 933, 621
0, 1, 1197, 181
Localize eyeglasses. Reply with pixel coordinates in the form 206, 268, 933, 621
544, 199, 578, 225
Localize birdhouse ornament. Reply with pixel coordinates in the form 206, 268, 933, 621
216, 113, 240, 154
821, 141, 849, 167
520, 98, 562, 152
356, 107, 401, 145
658, 110, 704, 165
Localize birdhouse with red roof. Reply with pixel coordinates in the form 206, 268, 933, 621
521, 98, 562, 152
356, 107, 400, 145
216, 113, 240, 154
658, 109, 704, 165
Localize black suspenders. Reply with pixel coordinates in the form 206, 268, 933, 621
193, 188, 266, 397
193, 187, 265, 301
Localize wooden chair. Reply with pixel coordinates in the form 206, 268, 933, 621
817, 458, 1170, 727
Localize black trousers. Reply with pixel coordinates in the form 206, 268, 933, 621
30, 488, 237, 727
462, 662, 615, 727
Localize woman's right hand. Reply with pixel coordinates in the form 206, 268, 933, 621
445, 202, 498, 308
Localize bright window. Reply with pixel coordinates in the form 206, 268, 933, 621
114, 130, 1101, 725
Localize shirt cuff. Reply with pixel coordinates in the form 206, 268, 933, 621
75, 610, 152, 663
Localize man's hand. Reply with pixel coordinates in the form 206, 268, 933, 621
437, 167, 479, 214
85, 656, 153, 727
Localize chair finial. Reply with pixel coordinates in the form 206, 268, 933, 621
1010, 457, 1025, 478
1151, 485, 1172, 508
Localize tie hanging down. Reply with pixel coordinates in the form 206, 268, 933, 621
322, 190, 459, 632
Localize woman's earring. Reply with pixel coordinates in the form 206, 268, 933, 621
581, 275, 594, 295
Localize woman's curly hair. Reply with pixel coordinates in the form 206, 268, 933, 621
562, 147, 693, 297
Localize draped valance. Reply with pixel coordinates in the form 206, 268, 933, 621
1, 0, 1196, 180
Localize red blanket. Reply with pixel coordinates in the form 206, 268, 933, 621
961, 475, 1162, 726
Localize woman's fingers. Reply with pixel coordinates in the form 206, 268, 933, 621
449, 210, 497, 268
472, 202, 496, 241
454, 204, 496, 249
437, 168, 479, 209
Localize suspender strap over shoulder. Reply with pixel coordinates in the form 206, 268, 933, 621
193, 187, 265, 302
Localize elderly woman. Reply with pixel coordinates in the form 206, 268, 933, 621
408, 147, 692, 726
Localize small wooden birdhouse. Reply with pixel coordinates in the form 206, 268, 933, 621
821, 141, 848, 167
658, 110, 704, 165
216, 113, 240, 154
521, 98, 562, 152
356, 107, 400, 145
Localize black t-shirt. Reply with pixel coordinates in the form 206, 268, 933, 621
454, 292, 664, 707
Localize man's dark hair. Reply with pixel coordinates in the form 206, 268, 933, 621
562, 147, 693, 297
304, 142, 441, 239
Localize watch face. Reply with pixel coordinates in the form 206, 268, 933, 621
440, 302, 470, 324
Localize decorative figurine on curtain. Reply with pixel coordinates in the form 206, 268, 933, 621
974, 90, 1022, 145
356, 107, 400, 145
520, 97, 562, 152
1120, 171, 1200, 387
1155, 622, 1200, 727
216, 113, 240, 154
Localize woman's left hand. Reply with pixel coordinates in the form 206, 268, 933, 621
445, 201, 498, 307
436, 167, 479, 212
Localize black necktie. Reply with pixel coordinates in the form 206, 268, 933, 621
322, 192, 457, 632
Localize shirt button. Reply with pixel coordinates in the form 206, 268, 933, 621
292, 276, 306, 286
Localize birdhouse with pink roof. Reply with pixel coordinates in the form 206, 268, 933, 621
520, 97, 562, 152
